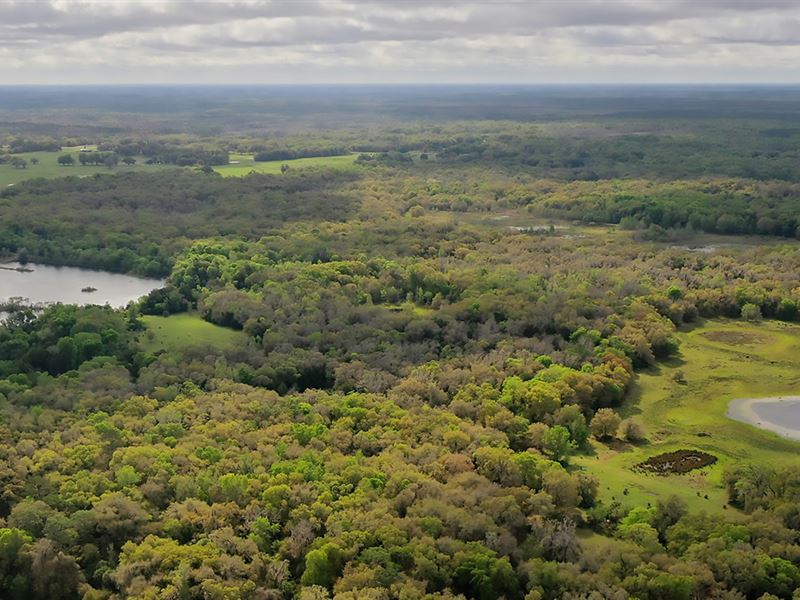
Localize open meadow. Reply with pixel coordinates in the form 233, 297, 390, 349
213, 152, 358, 177
576, 318, 800, 513
140, 313, 246, 353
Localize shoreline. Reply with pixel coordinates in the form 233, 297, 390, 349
727, 396, 800, 441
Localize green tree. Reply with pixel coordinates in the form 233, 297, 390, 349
453, 544, 518, 600
543, 425, 575, 463
741, 303, 763, 322
301, 543, 345, 589
0, 528, 32, 600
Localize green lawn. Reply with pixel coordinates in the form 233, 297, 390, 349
0, 147, 171, 186
140, 313, 245, 353
574, 319, 800, 514
214, 153, 358, 177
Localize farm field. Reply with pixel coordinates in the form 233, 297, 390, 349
575, 319, 800, 514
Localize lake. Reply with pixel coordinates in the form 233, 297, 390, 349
0, 262, 164, 314
727, 396, 800, 441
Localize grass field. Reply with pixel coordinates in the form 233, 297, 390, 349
574, 318, 800, 514
140, 313, 244, 353
1, 148, 357, 186
214, 153, 358, 177
0, 146, 170, 186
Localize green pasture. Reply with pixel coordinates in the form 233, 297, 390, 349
0, 146, 169, 186
214, 153, 358, 177
140, 313, 244, 353
574, 319, 800, 514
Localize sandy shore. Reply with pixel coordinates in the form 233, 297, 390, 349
727, 396, 800, 441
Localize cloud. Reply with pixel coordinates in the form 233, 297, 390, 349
0, 0, 799, 83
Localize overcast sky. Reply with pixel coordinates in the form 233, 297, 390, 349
1, 0, 799, 85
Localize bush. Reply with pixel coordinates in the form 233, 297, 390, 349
620, 418, 646, 443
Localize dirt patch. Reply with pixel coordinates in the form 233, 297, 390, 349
701, 330, 767, 346
636, 450, 717, 475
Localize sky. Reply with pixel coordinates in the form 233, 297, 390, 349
1, 0, 799, 85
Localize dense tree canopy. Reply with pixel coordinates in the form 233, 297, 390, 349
1, 89, 800, 598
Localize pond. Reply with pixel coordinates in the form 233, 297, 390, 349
0, 262, 164, 316
727, 396, 800, 441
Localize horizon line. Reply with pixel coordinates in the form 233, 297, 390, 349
2, 82, 800, 88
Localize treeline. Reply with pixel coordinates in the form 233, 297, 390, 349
427, 127, 800, 182
93, 140, 229, 166
253, 146, 350, 162
356, 152, 415, 166
535, 179, 800, 238
7, 137, 61, 152
76, 151, 129, 166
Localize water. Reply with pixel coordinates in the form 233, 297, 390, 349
752, 398, 800, 431
727, 396, 800, 441
0, 262, 164, 313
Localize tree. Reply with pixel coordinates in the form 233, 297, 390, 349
554, 404, 589, 447
121, 156, 137, 166
776, 299, 798, 321
10, 157, 27, 169
88, 493, 149, 553
666, 285, 683, 301
453, 544, 517, 600
543, 425, 576, 463
57, 154, 74, 166
7, 501, 54, 538
741, 303, 762, 322
501, 377, 561, 421
535, 518, 580, 562
301, 543, 345, 589
29, 539, 81, 600
0, 528, 32, 599
590, 408, 621, 440
29, 158, 39, 166
652, 495, 687, 540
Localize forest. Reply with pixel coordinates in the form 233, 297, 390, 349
0, 87, 799, 599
